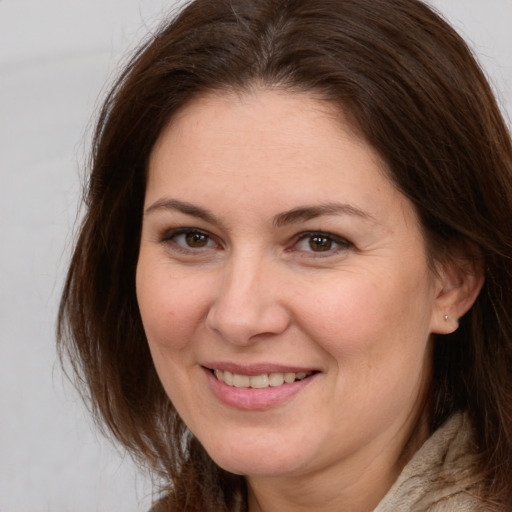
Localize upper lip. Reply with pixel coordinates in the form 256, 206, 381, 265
202, 362, 319, 376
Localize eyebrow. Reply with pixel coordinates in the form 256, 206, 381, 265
145, 198, 375, 227
272, 203, 375, 227
145, 198, 220, 225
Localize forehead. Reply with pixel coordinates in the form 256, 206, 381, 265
153, 88, 364, 148
145, 87, 426, 256
148, 89, 388, 196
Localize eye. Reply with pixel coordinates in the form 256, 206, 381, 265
161, 228, 219, 252
292, 231, 351, 255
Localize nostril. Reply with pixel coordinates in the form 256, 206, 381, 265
205, 299, 291, 347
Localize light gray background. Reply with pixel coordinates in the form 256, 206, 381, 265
1, 1, 511, 511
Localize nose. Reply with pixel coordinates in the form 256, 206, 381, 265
205, 254, 291, 346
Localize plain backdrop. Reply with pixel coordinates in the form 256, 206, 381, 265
0, 1, 510, 511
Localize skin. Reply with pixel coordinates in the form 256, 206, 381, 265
136, 89, 478, 511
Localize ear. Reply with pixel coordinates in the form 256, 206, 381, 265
430, 250, 485, 335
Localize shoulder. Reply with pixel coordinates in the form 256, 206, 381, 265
375, 413, 492, 512
425, 492, 490, 512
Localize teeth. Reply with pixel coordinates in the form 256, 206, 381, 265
250, 374, 269, 389
224, 370, 233, 386
233, 373, 250, 388
213, 370, 312, 388
269, 373, 284, 387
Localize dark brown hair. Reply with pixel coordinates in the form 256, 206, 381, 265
58, 0, 512, 509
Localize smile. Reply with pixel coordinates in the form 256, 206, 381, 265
213, 369, 313, 389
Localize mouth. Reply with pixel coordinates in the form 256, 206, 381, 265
211, 369, 315, 389
204, 365, 319, 409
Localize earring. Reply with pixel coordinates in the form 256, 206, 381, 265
444, 314, 449, 321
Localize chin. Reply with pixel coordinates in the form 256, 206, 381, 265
198, 430, 314, 478
213, 453, 303, 478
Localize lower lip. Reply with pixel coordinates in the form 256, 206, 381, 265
204, 368, 316, 410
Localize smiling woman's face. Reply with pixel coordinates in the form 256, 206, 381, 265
136, 89, 449, 503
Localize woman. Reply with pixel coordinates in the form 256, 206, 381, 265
58, 0, 512, 510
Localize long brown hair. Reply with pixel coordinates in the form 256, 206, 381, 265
58, 0, 512, 509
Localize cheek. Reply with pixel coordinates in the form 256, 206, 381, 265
298, 273, 434, 427
136, 260, 210, 352
136, 260, 210, 419
295, 268, 434, 363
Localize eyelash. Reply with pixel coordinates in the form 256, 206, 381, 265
160, 228, 220, 253
290, 231, 352, 256
160, 228, 352, 257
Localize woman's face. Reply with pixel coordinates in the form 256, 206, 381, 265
137, 90, 446, 492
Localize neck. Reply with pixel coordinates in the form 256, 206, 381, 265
246, 410, 430, 512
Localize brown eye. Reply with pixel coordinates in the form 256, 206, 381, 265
185, 231, 210, 247
309, 235, 332, 252
162, 228, 217, 252
293, 231, 352, 256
